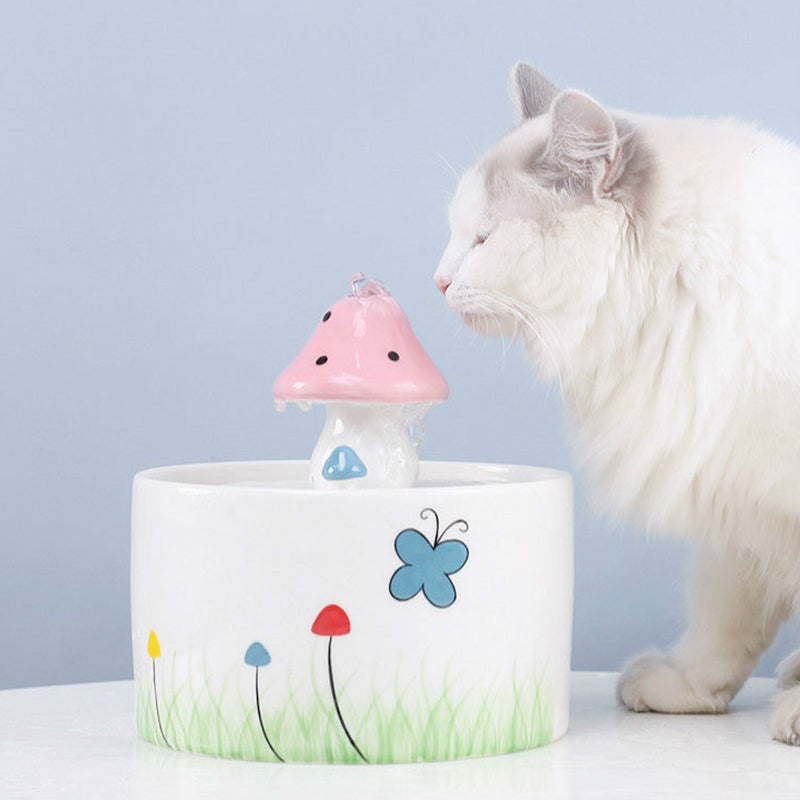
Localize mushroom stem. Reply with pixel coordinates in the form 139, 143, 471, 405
254, 666, 284, 762
326, 636, 368, 763
311, 402, 427, 489
151, 658, 172, 749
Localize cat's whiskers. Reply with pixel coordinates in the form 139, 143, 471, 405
447, 282, 572, 395
453, 305, 494, 354
481, 290, 573, 398
491, 312, 513, 371
435, 152, 462, 181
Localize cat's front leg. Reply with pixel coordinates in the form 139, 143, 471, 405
617, 545, 788, 715
776, 649, 800, 688
771, 650, 800, 744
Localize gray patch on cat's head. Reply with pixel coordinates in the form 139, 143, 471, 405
482, 86, 654, 221
510, 62, 559, 120
482, 123, 554, 219
539, 90, 620, 195
482, 90, 619, 202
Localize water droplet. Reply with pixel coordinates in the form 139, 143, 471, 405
407, 417, 426, 449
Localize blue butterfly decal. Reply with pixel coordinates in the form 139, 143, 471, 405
389, 508, 469, 608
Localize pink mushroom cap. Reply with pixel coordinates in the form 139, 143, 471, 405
273, 274, 449, 405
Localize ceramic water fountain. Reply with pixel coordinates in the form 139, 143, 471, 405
273, 275, 449, 489
131, 274, 574, 764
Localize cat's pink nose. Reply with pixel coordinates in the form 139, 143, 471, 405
435, 277, 451, 295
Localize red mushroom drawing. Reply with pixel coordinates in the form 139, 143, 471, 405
311, 604, 368, 763
273, 274, 448, 489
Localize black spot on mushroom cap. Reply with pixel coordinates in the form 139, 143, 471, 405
315, 355, 328, 365
322, 311, 331, 322
387, 351, 399, 361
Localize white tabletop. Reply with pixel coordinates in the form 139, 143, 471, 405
1, 672, 796, 799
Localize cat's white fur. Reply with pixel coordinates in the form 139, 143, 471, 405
435, 63, 800, 744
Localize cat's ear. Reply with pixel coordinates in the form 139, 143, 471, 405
510, 62, 559, 120
545, 90, 622, 194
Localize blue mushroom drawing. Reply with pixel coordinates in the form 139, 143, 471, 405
244, 641, 284, 762
389, 508, 469, 608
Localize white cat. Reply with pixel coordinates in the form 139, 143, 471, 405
434, 63, 800, 744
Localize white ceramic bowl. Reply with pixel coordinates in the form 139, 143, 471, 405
131, 460, 573, 764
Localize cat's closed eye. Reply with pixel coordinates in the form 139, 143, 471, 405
473, 230, 492, 248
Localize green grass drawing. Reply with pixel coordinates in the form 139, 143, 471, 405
137, 651, 554, 764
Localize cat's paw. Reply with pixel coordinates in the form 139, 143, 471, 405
616, 651, 731, 713
769, 686, 800, 745
776, 650, 800, 690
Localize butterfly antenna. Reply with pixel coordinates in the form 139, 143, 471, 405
439, 519, 469, 544
420, 508, 440, 542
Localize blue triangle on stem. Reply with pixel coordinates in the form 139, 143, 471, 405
322, 446, 367, 481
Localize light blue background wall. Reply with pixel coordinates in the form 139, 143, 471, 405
1, 1, 798, 689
